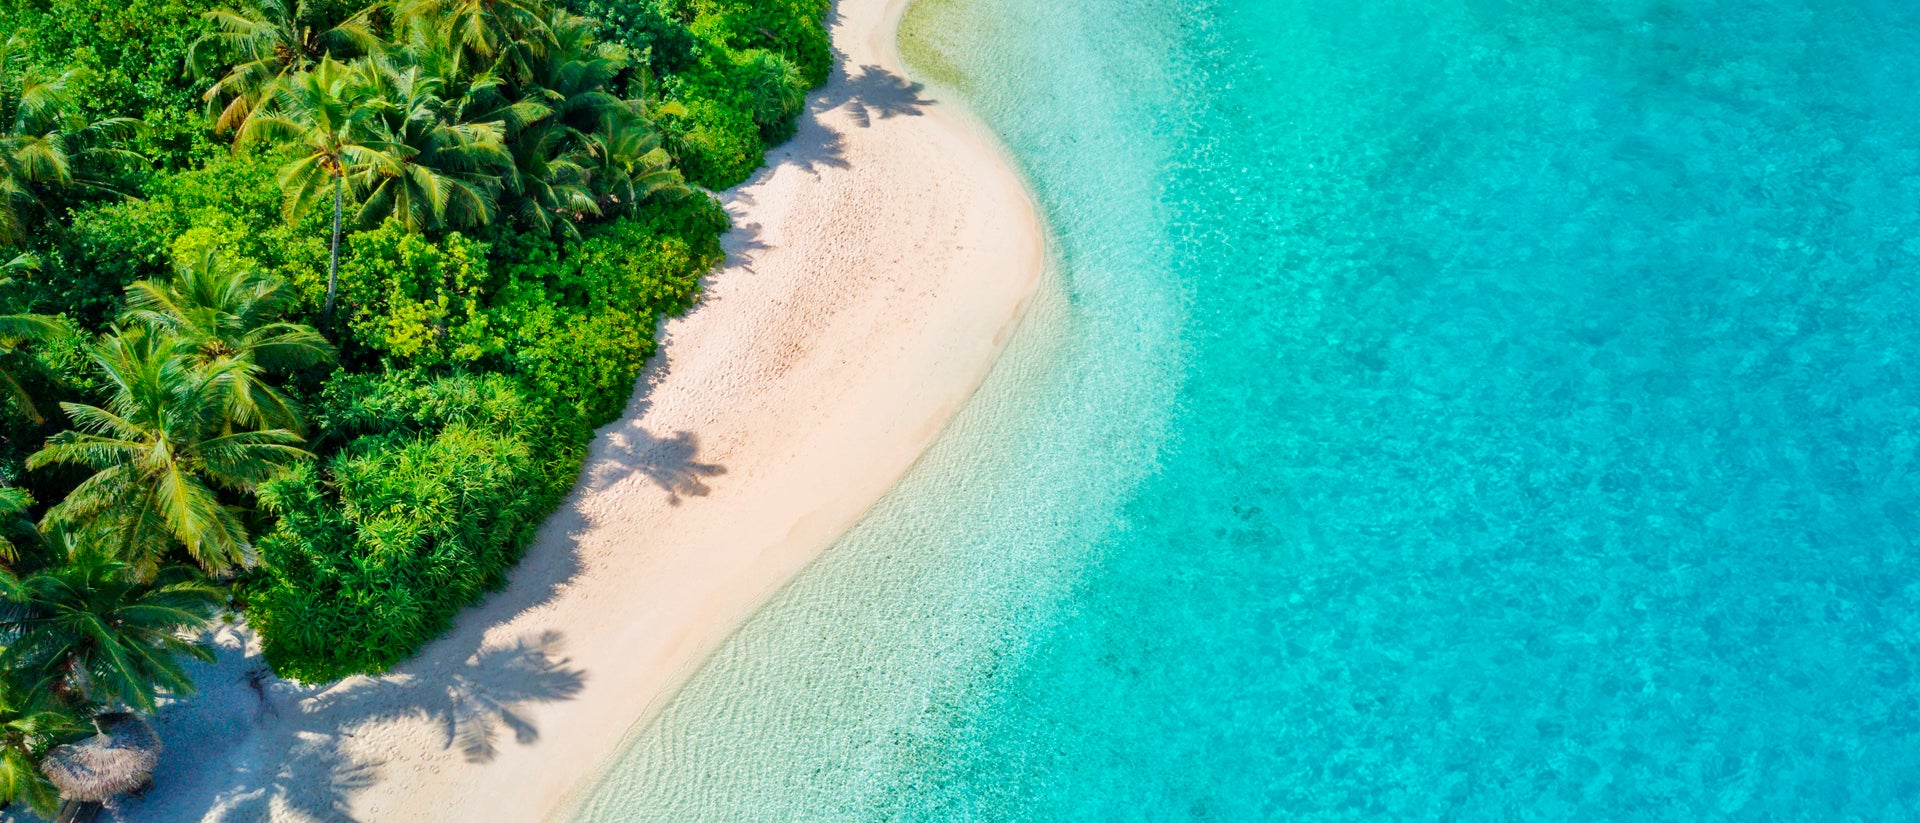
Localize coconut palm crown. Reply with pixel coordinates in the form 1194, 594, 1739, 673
27, 329, 311, 576
122, 250, 335, 433
0, 541, 220, 713
188, 0, 381, 134
237, 57, 382, 330
0, 39, 140, 246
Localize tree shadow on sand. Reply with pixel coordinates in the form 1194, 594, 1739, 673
719, 214, 772, 272
121, 625, 588, 821
830, 64, 933, 128
191, 733, 378, 823
158, 415, 725, 820
757, 61, 933, 179
307, 631, 587, 765
587, 425, 726, 505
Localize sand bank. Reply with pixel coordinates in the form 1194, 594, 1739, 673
111, 0, 1043, 818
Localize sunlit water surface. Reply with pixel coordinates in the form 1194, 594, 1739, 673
571, 0, 1920, 818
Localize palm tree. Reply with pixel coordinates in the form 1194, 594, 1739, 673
485, 8, 641, 237
27, 329, 312, 576
394, 0, 553, 63
403, 22, 546, 134
0, 539, 221, 712
0, 677, 79, 816
188, 0, 381, 133
0, 487, 34, 566
503, 120, 594, 239
122, 250, 335, 432
0, 39, 141, 246
350, 59, 511, 231
579, 115, 684, 216
237, 58, 381, 330
517, 8, 625, 133
0, 310, 63, 426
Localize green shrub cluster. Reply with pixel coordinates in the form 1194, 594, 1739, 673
245, 196, 722, 679
646, 0, 830, 187
499, 196, 724, 423
0, 0, 221, 165
250, 372, 583, 682
49, 156, 330, 323
565, 0, 696, 76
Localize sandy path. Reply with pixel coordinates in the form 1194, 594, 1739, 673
106, 0, 1043, 819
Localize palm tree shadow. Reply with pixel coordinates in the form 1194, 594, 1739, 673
194, 733, 378, 823
832, 64, 933, 128
306, 630, 587, 765
766, 122, 851, 177
753, 58, 932, 180
587, 426, 726, 506
720, 217, 772, 272
114, 626, 586, 822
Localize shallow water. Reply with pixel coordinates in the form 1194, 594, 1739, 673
571, 0, 1920, 818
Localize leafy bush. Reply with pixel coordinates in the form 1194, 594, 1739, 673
496, 197, 725, 424
568, 0, 697, 77
686, 0, 833, 86
54, 156, 327, 324
336, 224, 500, 369
0, 0, 221, 165
249, 372, 583, 681
653, 0, 828, 188
0, 313, 97, 479
658, 78, 768, 188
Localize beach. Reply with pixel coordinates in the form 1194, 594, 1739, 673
552, 0, 1920, 817
109, 0, 1044, 818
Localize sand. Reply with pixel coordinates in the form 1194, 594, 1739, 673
104, 0, 1044, 819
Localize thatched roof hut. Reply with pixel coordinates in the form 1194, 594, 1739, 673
40, 712, 160, 804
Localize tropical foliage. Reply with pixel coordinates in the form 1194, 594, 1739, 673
188, 0, 378, 134
28, 326, 311, 577
0, 539, 222, 712
0, 39, 140, 247
0, 309, 62, 426
0, 0, 827, 809
122, 249, 336, 432
0, 678, 78, 814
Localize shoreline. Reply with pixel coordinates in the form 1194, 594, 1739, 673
112, 0, 1046, 818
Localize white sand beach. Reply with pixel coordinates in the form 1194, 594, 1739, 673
104, 0, 1044, 818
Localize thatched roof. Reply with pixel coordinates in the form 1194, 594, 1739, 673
40, 713, 160, 803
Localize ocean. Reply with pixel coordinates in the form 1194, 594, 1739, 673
571, 0, 1920, 818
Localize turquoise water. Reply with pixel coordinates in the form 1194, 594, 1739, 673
571, 0, 1920, 819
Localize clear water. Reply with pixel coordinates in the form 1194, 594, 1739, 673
570, 0, 1920, 819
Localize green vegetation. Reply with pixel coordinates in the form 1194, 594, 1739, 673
0, 0, 827, 811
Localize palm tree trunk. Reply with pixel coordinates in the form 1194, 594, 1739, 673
324, 173, 344, 332
59, 656, 90, 709
55, 799, 103, 823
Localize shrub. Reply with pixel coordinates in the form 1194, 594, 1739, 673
250, 372, 584, 682
653, 0, 826, 189
568, 0, 697, 77
496, 198, 725, 424
337, 223, 501, 369
686, 0, 832, 86
57, 156, 328, 324
658, 82, 767, 188
0, 0, 222, 166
